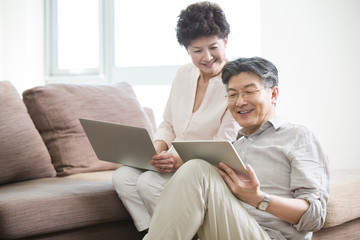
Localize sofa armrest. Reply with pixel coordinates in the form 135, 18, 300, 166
323, 169, 360, 228
144, 107, 157, 133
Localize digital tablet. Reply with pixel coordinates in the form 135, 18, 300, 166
172, 140, 248, 177
80, 118, 157, 171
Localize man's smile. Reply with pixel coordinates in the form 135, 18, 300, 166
237, 109, 253, 115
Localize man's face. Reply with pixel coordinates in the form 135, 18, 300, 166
226, 72, 278, 135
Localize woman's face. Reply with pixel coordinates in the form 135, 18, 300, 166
187, 35, 228, 78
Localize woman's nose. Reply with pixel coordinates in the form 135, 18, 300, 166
202, 50, 212, 61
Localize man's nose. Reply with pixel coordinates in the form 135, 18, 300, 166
235, 94, 247, 106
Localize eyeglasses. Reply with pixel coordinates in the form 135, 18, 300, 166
225, 88, 264, 103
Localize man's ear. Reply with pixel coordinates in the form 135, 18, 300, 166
271, 86, 279, 105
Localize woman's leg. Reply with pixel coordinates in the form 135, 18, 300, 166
137, 170, 174, 216
112, 166, 151, 231
144, 160, 270, 240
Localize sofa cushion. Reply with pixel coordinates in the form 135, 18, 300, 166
0, 177, 130, 239
323, 169, 360, 228
64, 170, 114, 181
0, 81, 56, 185
22, 82, 154, 176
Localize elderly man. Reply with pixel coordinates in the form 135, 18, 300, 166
143, 57, 330, 240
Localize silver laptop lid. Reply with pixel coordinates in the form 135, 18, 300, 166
80, 118, 157, 171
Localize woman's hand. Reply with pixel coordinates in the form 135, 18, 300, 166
150, 151, 183, 173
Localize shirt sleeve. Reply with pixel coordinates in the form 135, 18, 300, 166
289, 127, 330, 232
153, 83, 176, 148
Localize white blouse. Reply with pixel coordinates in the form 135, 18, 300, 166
154, 63, 240, 147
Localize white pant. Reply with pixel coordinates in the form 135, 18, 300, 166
112, 166, 173, 231
143, 159, 271, 240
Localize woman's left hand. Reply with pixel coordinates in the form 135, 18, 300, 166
150, 151, 183, 173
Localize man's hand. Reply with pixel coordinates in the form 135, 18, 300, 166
215, 162, 265, 207
216, 162, 310, 224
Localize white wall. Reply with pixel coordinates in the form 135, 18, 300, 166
0, 0, 45, 94
261, 0, 360, 169
1, 0, 359, 169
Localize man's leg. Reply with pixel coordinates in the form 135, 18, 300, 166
144, 160, 270, 240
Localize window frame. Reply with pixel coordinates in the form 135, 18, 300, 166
45, 0, 260, 86
45, 0, 179, 85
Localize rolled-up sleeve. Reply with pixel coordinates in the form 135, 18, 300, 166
294, 190, 328, 231
289, 128, 330, 232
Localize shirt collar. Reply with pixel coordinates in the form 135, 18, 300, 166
236, 115, 288, 139
191, 63, 223, 83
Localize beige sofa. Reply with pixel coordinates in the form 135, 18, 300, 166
0, 81, 359, 240
0, 81, 152, 239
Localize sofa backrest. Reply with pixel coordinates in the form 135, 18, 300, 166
0, 81, 56, 185
22, 82, 155, 176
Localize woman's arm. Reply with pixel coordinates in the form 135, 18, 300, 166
153, 140, 169, 154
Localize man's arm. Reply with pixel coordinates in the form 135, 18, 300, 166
259, 193, 309, 225
216, 163, 309, 225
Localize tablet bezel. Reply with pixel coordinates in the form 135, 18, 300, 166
172, 140, 248, 177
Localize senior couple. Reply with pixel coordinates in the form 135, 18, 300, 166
112, 2, 329, 240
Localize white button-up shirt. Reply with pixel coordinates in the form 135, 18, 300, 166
154, 63, 240, 147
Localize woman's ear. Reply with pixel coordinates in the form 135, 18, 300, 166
224, 36, 229, 46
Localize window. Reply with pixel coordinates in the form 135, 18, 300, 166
45, 0, 260, 125
58, 0, 100, 71
46, 0, 102, 77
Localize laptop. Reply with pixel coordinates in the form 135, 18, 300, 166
79, 118, 157, 171
172, 140, 248, 177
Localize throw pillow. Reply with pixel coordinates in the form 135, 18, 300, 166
0, 81, 56, 185
22, 82, 154, 176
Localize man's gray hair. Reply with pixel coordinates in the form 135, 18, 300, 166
222, 57, 279, 89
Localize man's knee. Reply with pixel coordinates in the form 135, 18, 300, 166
181, 159, 213, 173
174, 159, 214, 183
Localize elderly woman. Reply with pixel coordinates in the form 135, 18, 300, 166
112, 1, 240, 233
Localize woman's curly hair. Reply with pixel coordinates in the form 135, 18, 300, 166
176, 1, 230, 48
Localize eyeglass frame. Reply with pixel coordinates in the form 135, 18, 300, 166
225, 88, 265, 103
